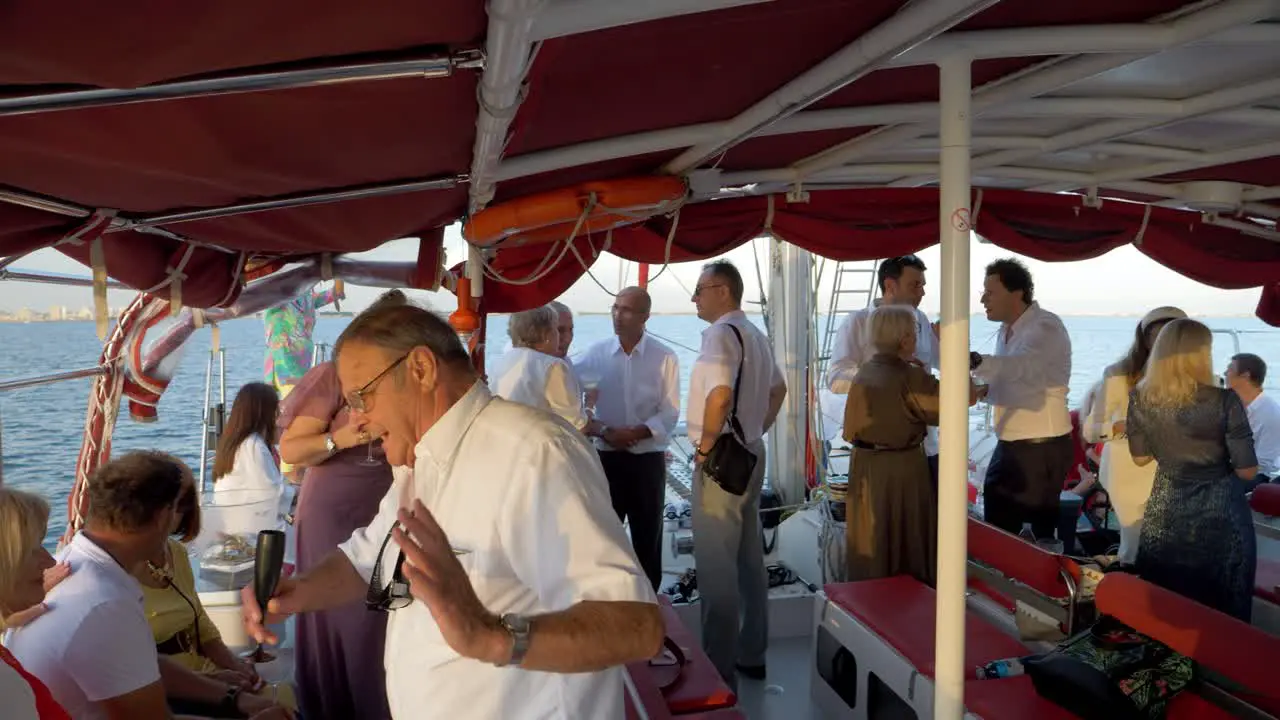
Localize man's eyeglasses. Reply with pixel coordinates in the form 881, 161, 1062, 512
346, 353, 409, 413
692, 283, 725, 298
365, 524, 413, 612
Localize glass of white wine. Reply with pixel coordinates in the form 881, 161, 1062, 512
579, 371, 601, 414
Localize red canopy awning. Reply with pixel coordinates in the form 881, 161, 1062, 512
466, 188, 1280, 322
0, 1, 1276, 318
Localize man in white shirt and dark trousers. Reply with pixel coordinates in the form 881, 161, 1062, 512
243, 293, 662, 720
578, 287, 680, 591
1227, 352, 1280, 489
824, 255, 940, 484
971, 258, 1074, 542
688, 261, 787, 689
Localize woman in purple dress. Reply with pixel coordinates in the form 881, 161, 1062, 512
278, 359, 393, 720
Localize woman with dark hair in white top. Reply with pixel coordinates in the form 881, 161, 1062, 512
212, 382, 285, 499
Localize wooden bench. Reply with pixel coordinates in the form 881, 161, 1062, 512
625, 596, 737, 717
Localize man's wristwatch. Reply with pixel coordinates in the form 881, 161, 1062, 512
324, 433, 337, 454
498, 613, 532, 667
969, 351, 984, 371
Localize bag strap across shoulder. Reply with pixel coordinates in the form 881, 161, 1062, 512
724, 324, 748, 442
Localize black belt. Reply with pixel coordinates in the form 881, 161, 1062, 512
851, 439, 922, 452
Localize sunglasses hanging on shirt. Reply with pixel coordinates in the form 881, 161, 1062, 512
365, 523, 413, 612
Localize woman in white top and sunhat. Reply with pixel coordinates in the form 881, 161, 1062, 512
490, 304, 589, 430
1083, 305, 1187, 565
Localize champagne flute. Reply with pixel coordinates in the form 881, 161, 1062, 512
243, 529, 286, 664
358, 428, 382, 467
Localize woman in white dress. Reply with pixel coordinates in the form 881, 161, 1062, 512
211, 382, 285, 500
1083, 306, 1186, 564
490, 304, 588, 430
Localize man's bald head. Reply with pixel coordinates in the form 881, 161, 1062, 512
611, 286, 651, 343
616, 286, 652, 314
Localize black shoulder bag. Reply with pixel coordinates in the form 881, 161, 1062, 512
702, 325, 759, 496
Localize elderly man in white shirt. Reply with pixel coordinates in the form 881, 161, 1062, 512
824, 255, 940, 482
548, 300, 575, 360
242, 293, 662, 720
1227, 352, 1280, 487
971, 258, 1074, 541
687, 261, 787, 689
576, 287, 680, 592
490, 304, 589, 431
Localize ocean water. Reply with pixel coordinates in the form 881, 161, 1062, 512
2, 312, 1277, 547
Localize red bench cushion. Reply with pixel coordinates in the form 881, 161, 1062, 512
963, 676, 1236, 720
625, 667, 673, 720
963, 677, 1076, 719
1096, 573, 1280, 715
1256, 558, 1280, 605
825, 576, 1029, 677
967, 518, 1081, 600
1167, 692, 1243, 719
1250, 483, 1280, 516
634, 596, 736, 715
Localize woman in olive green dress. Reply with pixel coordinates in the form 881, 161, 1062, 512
843, 305, 977, 585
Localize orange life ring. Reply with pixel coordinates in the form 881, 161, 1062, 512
463, 176, 687, 248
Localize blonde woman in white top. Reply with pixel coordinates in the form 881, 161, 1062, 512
1083, 306, 1186, 564
490, 304, 588, 430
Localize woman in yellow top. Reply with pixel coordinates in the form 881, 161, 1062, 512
134, 473, 297, 717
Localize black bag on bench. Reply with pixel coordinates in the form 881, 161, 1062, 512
1023, 615, 1194, 719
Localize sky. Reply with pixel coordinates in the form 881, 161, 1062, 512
0, 223, 1264, 317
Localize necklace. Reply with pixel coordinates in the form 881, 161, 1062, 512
144, 544, 174, 585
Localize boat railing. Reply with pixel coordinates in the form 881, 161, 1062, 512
197, 346, 228, 493
0, 364, 109, 393
0, 364, 111, 484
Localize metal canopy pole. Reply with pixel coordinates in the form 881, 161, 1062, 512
0, 175, 467, 236
122, 174, 469, 229
934, 55, 972, 720
0, 268, 128, 289
0, 50, 483, 118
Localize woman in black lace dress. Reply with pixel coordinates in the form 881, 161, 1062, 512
1125, 318, 1259, 621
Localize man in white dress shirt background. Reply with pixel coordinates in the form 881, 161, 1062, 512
688, 261, 787, 689
242, 294, 662, 719
971, 258, 1074, 541
576, 287, 680, 592
1227, 353, 1280, 487
824, 255, 940, 484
